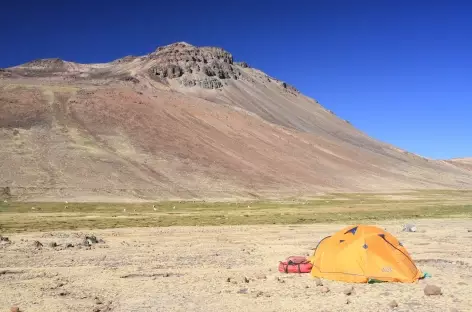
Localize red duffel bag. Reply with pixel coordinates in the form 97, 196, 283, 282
278, 256, 313, 273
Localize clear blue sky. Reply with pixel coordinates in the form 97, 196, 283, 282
1, 0, 471, 159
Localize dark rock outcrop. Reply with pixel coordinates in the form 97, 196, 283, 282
147, 43, 241, 89
236, 62, 250, 68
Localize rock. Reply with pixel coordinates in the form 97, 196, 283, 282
237, 288, 248, 294
226, 277, 231, 283
346, 298, 351, 304
0, 235, 11, 242
236, 62, 249, 68
1, 186, 11, 197
149, 64, 183, 79
403, 224, 417, 232
275, 277, 285, 283
243, 276, 250, 283
320, 286, 330, 293
10, 307, 20, 312
343, 286, 354, 296
85, 235, 99, 244
252, 291, 264, 298
388, 300, 399, 308
280, 81, 300, 94
49, 242, 57, 248
314, 278, 323, 286
95, 297, 103, 305
424, 284, 442, 296
255, 273, 267, 280
33, 240, 43, 248
66, 243, 74, 248
198, 77, 223, 89
0, 236, 11, 246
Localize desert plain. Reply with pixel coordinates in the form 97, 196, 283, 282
1, 191, 471, 312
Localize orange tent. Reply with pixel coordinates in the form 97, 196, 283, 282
308, 225, 422, 283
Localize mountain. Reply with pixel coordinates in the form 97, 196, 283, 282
1, 42, 471, 201
447, 158, 472, 172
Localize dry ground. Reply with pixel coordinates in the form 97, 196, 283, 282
1, 219, 471, 312
1, 192, 471, 311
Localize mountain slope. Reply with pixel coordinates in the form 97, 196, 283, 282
1, 42, 471, 201
447, 158, 472, 171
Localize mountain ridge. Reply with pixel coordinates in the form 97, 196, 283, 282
1, 42, 471, 201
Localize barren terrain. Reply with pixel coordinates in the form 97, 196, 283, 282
448, 158, 472, 171
1, 42, 471, 201
1, 218, 471, 312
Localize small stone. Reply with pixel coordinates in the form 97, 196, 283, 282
33, 240, 43, 248
49, 242, 57, 248
252, 291, 264, 298
320, 286, 330, 293
95, 297, 103, 305
66, 243, 74, 248
388, 300, 399, 308
424, 284, 442, 296
226, 277, 231, 283
255, 273, 267, 280
403, 224, 417, 232
343, 286, 354, 296
237, 288, 248, 294
0, 236, 11, 243
93, 308, 101, 312
10, 307, 20, 312
275, 277, 285, 283
243, 276, 250, 283
314, 278, 323, 286
346, 298, 351, 304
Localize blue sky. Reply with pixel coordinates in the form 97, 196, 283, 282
1, 0, 471, 159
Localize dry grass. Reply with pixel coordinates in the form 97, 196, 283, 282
1, 190, 471, 233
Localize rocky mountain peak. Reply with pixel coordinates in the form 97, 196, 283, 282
144, 42, 300, 93
147, 43, 242, 89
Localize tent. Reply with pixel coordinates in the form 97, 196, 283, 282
307, 225, 422, 283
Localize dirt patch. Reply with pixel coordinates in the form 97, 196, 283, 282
0, 218, 470, 312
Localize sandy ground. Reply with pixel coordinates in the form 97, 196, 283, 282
1, 218, 471, 312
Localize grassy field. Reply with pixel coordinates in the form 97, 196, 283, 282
0, 190, 471, 233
